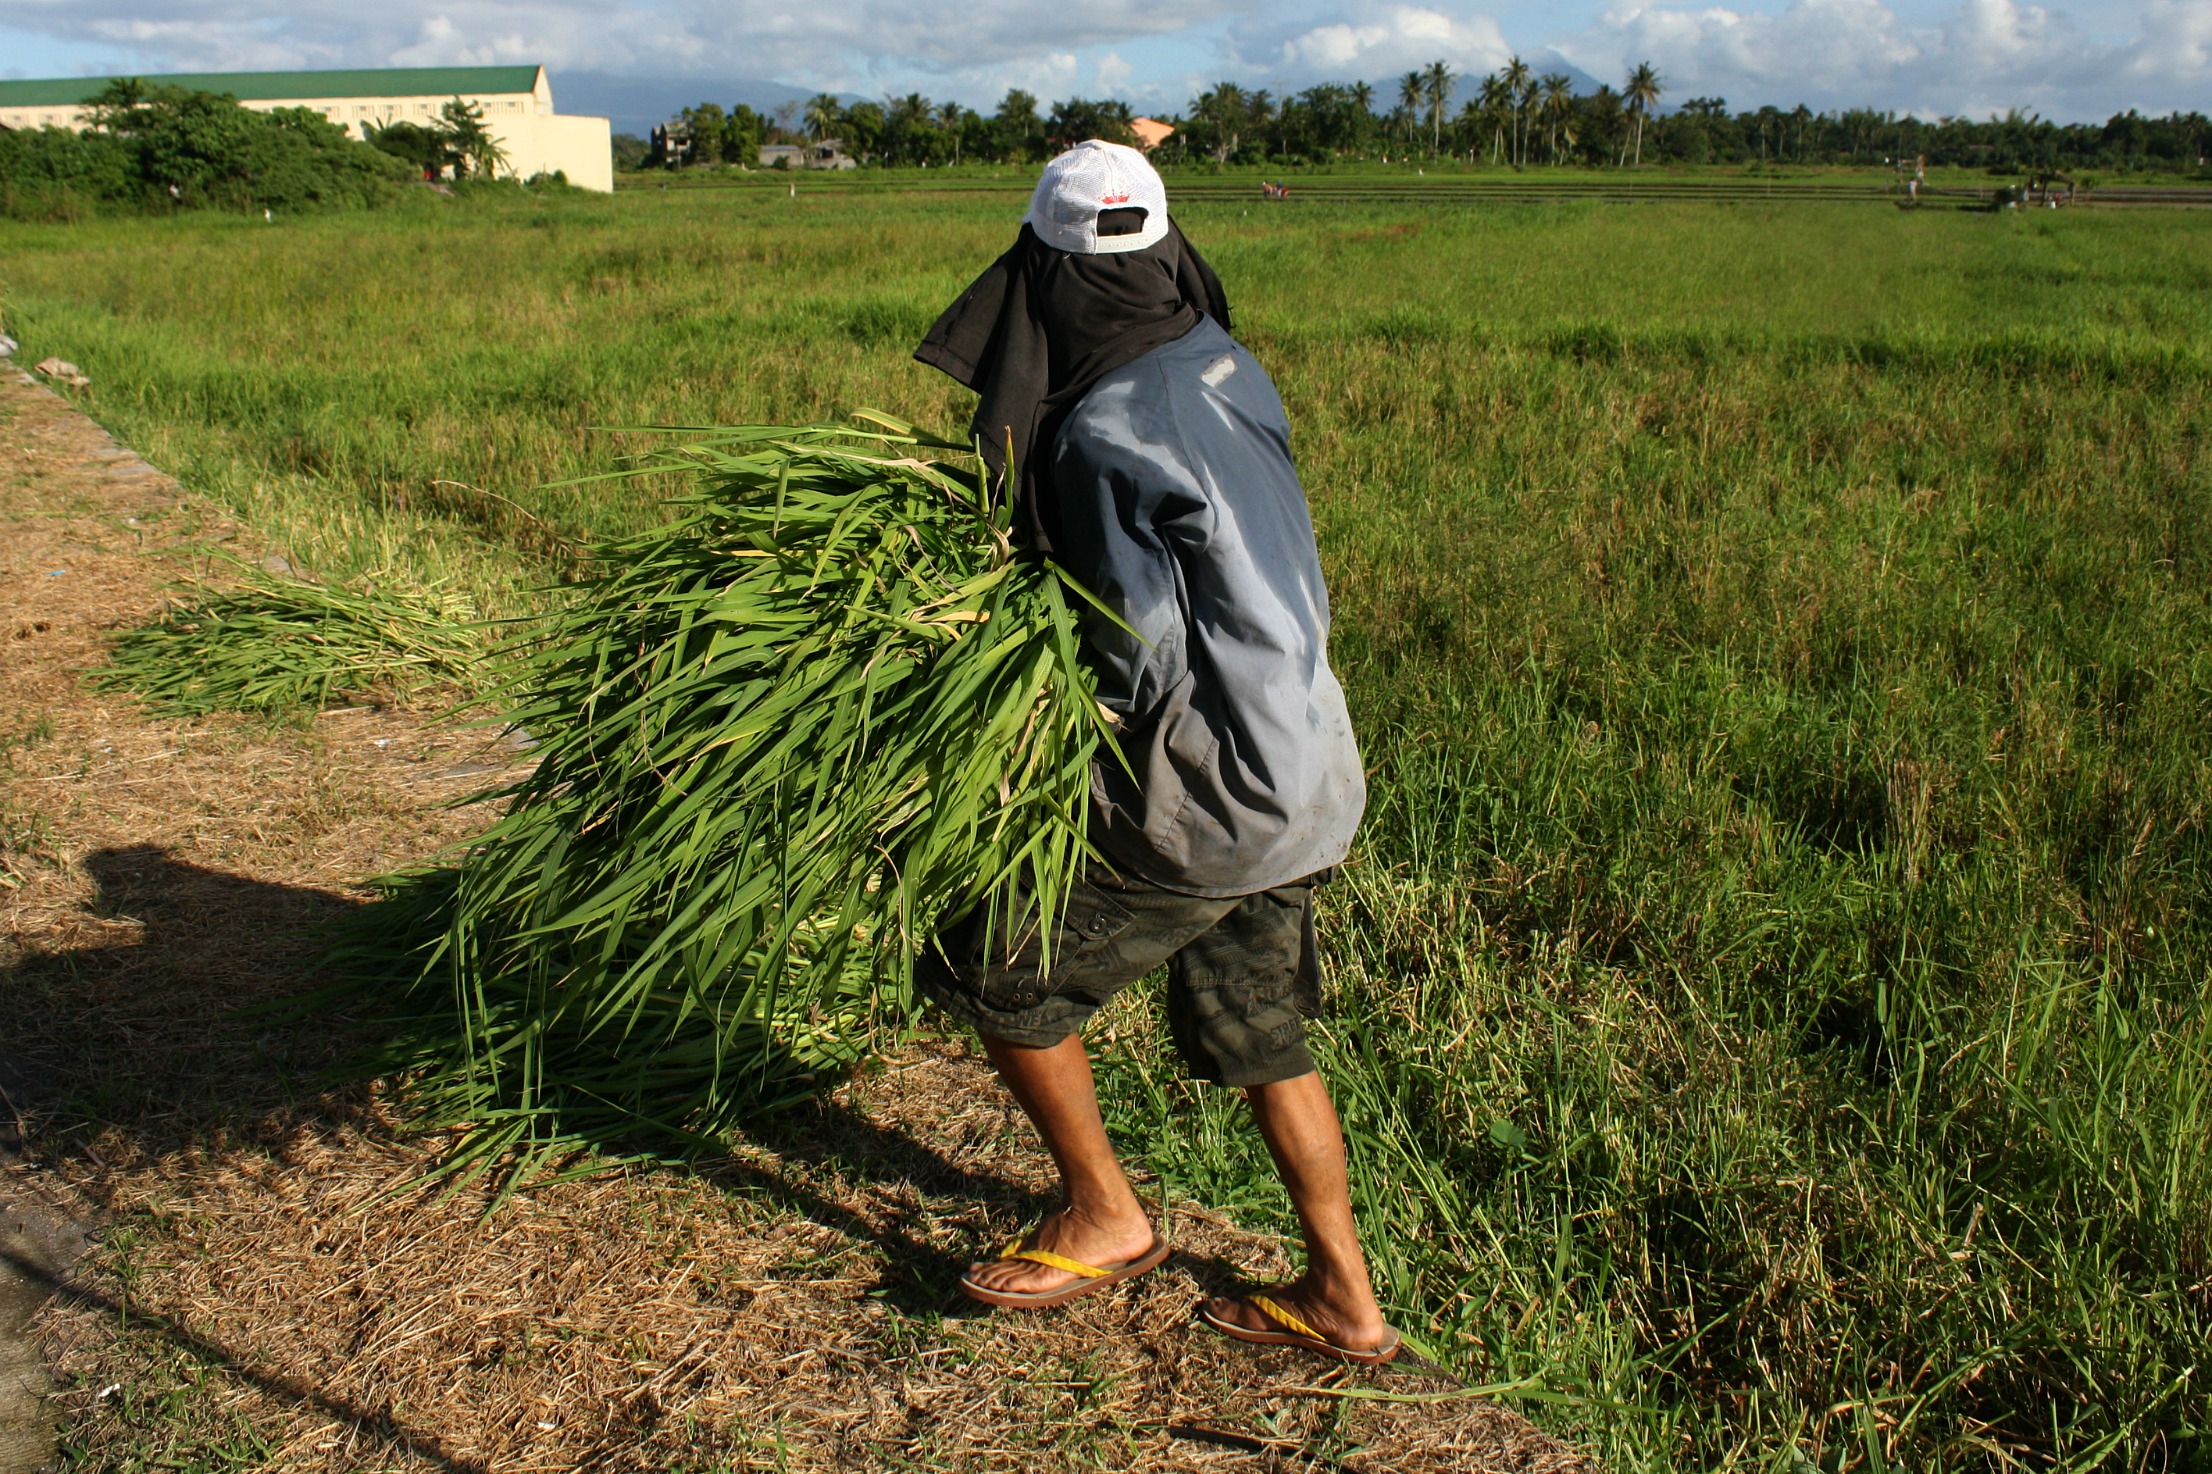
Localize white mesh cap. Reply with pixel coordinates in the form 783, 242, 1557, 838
1024, 140, 1170, 255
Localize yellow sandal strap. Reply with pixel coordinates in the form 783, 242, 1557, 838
1250, 1294, 1324, 1341
998, 1242, 1112, 1278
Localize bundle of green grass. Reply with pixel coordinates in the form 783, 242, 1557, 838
342, 419, 1109, 1187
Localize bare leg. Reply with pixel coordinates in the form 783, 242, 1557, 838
1202, 1070, 1388, 1350
965, 1033, 1157, 1296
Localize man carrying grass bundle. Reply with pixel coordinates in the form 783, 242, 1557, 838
914, 141, 1395, 1365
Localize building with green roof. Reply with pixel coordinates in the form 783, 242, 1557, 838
0, 64, 612, 191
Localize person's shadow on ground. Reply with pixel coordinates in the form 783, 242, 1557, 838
3, 844, 1215, 1315
1, 843, 362, 1159
2, 845, 517, 1471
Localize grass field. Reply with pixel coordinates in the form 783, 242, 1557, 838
4, 184, 2210, 1469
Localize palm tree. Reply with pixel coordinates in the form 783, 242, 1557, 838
1585, 84, 1623, 165
804, 93, 842, 143
1195, 81, 1252, 163
1421, 59, 1454, 154
1398, 71, 1424, 150
1348, 80, 1376, 153
1624, 62, 1662, 167
885, 93, 931, 166
937, 100, 968, 165
1500, 55, 1532, 165
438, 97, 508, 179
1538, 73, 1574, 164
1249, 89, 1276, 156
1479, 72, 1509, 164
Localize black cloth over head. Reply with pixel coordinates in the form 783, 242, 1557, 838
913, 220, 1232, 552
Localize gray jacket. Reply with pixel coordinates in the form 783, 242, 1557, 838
1050, 316, 1365, 898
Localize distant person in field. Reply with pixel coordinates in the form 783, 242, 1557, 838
912, 140, 1394, 1364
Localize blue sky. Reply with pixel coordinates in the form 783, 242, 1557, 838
0, 0, 2203, 122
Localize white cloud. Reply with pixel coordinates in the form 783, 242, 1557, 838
389, 14, 543, 66
2125, 0, 2212, 81
5, 0, 2207, 119
1559, 0, 2210, 117
1277, 5, 1512, 77
1093, 50, 1134, 93
24, 0, 1241, 96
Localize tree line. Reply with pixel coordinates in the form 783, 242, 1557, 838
630, 61, 2209, 175
629, 91, 1136, 172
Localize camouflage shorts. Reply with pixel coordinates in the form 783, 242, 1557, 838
915, 862, 1327, 1088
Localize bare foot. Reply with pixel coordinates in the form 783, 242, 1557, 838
964, 1202, 1157, 1297
1200, 1272, 1390, 1354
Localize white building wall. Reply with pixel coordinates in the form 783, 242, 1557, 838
0, 104, 94, 129
499, 113, 614, 192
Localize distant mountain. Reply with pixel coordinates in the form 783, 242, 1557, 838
1536, 52, 1609, 97
1447, 50, 1609, 109
551, 71, 863, 137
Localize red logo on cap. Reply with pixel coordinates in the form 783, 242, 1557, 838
1101, 191, 1131, 204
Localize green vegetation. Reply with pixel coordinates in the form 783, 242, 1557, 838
363, 97, 513, 183
6, 189, 2210, 1467
90, 559, 485, 715
337, 422, 1109, 1191
0, 715, 59, 888
648, 100, 766, 169
0, 79, 414, 221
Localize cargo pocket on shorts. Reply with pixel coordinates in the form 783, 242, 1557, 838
977, 880, 1136, 1013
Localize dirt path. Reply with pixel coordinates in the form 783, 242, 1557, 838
0, 367, 1591, 1473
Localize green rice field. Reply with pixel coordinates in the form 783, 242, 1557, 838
4, 182, 2209, 1469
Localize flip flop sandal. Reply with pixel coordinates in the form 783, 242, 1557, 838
1196, 1293, 1403, 1366
959, 1233, 1173, 1309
